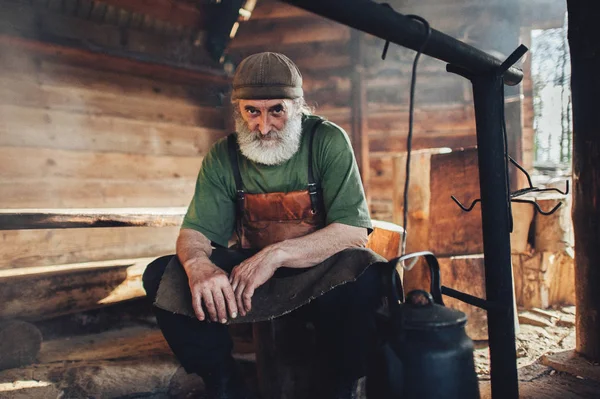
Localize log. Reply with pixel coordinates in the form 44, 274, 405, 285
428, 148, 483, 256
534, 195, 573, 253
0, 227, 178, 270
0, 258, 154, 321
512, 251, 576, 309
401, 254, 488, 341
0, 208, 185, 231
0, 321, 43, 371
366, 220, 404, 261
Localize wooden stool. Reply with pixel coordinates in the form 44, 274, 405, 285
253, 221, 404, 399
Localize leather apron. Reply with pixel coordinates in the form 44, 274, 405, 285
154, 118, 386, 322
227, 119, 325, 249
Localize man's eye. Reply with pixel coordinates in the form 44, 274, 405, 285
271, 106, 284, 115
246, 109, 259, 116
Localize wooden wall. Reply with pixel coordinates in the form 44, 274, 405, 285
0, 1, 230, 271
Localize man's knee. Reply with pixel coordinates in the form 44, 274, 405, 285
142, 254, 175, 301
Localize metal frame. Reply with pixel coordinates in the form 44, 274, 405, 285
280, 0, 525, 397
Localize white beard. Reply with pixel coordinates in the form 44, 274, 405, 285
235, 115, 303, 166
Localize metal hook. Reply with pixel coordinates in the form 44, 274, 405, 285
450, 195, 481, 212
511, 199, 563, 216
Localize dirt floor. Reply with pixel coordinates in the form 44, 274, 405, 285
474, 305, 577, 377
2, 304, 598, 398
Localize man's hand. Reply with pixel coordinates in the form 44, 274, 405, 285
187, 262, 238, 323
229, 245, 283, 315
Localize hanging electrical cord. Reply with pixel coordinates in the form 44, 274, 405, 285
399, 15, 432, 268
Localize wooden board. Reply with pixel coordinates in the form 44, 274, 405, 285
0, 53, 225, 108
0, 227, 178, 270
0, 147, 202, 180
0, 178, 195, 208
0, 104, 226, 157
0, 75, 225, 130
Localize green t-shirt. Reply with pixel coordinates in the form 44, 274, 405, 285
182, 115, 372, 247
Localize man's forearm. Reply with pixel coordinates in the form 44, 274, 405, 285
270, 223, 368, 269
176, 228, 214, 274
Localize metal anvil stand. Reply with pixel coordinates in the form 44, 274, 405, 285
281, 1, 525, 398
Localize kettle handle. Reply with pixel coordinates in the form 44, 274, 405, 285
389, 251, 445, 306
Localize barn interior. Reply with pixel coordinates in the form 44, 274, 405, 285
0, 0, 598, 398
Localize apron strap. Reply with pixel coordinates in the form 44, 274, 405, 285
308, 118, 325, 213
227, 133, 245, 220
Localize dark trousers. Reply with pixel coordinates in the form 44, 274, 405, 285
143, 248, 383, 381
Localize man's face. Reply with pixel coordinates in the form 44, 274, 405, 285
238, 99, 290, 140
234, 98, 304, 165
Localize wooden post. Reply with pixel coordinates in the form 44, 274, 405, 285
350, 30, 370, 199
567, 0, 600, 361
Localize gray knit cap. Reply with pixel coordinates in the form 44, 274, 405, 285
231, 52, 303, 100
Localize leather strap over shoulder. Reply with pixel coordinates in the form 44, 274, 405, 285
227, 133, 245, 219
308, 118, 325, 213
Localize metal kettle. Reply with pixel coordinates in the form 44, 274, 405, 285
367, 252, 480, 399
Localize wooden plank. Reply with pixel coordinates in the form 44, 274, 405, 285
0, 178, 195, 208
0, 227, 178, 270
369, 130, 477, 153
0, 55, 226, 107
0, 74, 226, 129
0, 258, 151, 320
0, 104, 226, 157
0, 147, 203, 180
230, 18, 350, 48
0, 35, 227, 87
0, 207, 186, 230
367, 104, 476, 136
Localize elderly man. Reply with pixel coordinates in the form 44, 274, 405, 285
143, 53, 385, 399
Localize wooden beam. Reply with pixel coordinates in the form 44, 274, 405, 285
99, 0, 207, 28
350, 30, 370, 198
230, 18, 350, 48
250, 0, 313, 20
0, 35, 229, 87
568, 0, 600, 361
0, 208, 186, 231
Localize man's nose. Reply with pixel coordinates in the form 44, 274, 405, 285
257, 114, 271, 135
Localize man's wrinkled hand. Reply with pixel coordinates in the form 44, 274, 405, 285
229, 246, 283, 316
187, 262, 238, 323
